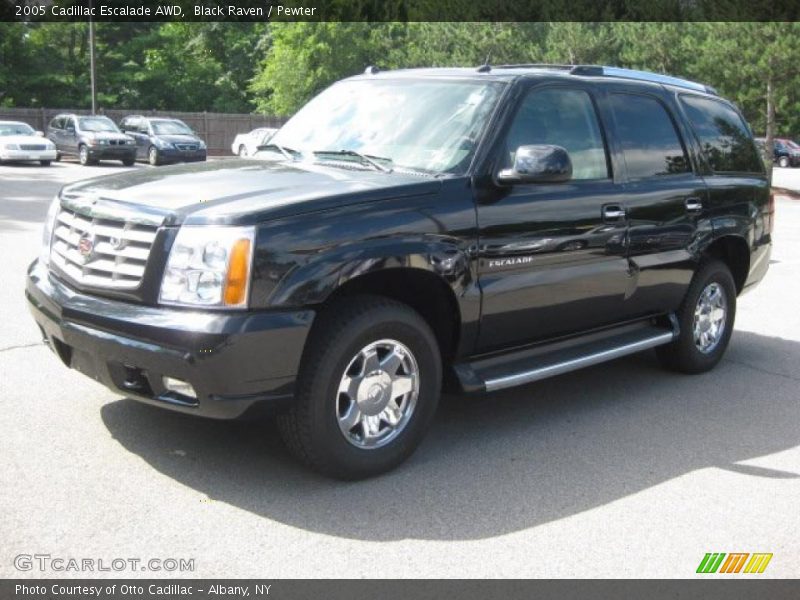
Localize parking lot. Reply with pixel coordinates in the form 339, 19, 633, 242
1, 160, 799, 578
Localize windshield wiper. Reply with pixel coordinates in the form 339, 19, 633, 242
256, 143, 300, 161
313, 149, 393, 173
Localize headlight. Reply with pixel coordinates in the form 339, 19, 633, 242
3, 143, 19, 150
46, 141, 55, 150
97, 139, 108, 145
40, 196, 61, 267
159, 226, 255, 308
198, 140, 207, 149
155, 138, 173, 149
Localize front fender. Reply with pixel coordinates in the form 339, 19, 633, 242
266, 236, 473, 308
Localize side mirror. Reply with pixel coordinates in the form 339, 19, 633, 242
35, 130, 44, 137
497, 144, 572, 185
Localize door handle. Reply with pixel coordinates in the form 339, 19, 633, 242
685, 197, 703, 212
602, 205, 626, 220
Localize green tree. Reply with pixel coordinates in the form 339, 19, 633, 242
692, 23, 800, 172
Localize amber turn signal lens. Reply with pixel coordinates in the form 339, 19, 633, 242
223, 238, 251, 306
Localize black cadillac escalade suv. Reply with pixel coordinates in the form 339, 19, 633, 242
27, 65, 773, 479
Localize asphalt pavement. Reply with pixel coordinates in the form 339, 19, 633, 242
1, 160, 798, 578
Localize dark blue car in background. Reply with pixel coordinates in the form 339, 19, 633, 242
119, 115, 207, 166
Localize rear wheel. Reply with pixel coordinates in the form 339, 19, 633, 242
238, 145, 247, 157
40, 160, 51, 166
657, 259, 736, 374
278, 296, 442, 479
121, 157, 135, 166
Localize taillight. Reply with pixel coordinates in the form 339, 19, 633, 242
766, 191, 776, 235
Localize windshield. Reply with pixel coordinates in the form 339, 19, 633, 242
269, 78, 504, 174
152, 120, 193, 135
78, 117, 119, 133
787, 140, 800, 150
0, 122, 35, 136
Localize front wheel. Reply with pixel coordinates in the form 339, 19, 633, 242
148, 146, 161, 166
278, 296, 442, 479
121, 157, 135, 166
238, 145, 247, 157
657, 259, 736, 374
778, 156, 789, 168
40, 160, 51, 166
78, 145, 94, 166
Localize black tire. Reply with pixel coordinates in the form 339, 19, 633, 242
778, 156, 789, 168
54, 153, 61, 162
278, 295, 442, 480
238, 145, 247, 157
78, 145, 92, 166
40, 160, 51, 166
656, 259, 736, 374
121, 158, 135, 166
148, 146, 161, 166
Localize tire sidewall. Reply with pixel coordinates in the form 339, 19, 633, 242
78, 145, 88, 165
302, 306, 441, 478
674, 261, 737, 371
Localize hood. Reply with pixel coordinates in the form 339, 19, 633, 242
1, 135, 52, 145
83, 130, 130, 141
60, 159, 440, 226
154, 134, 201, 144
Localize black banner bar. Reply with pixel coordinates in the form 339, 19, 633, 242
2, 0, 800, 22
3, 580, 800, 600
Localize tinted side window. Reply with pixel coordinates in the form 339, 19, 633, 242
679, 95, 762, 173
505, 88, 609, 180
609, 93, 690, 179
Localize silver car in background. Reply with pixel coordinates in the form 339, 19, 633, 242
0, 121, 57, 166
231, 127, 278, 157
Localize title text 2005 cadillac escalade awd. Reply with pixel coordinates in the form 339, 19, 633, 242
27, 65, 773, 479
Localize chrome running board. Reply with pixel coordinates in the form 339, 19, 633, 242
454, 319, 678, 394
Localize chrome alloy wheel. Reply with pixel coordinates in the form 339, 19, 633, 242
693, 282, 727, 354
336, 339, 420, 449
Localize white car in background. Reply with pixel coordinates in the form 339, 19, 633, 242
0, 121, 57, 166
231, 127, 278, 157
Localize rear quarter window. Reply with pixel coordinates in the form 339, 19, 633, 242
679, 95, 763, 174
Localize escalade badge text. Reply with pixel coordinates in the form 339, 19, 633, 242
78, 232, 95, 263
488, 256, 534, 269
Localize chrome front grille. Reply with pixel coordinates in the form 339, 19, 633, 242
20, 144, 47, 151
176, 144, 198, 151
50, 205, 158, 289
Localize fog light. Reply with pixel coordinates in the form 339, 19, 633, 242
163, 376, 196, 399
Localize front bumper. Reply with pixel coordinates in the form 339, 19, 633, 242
86, 145, 136, 159
158, 147, 207, 162
0, 149, 57, 161
26, 260, 313, 419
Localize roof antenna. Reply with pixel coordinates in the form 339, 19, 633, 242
476, 54, 491, 73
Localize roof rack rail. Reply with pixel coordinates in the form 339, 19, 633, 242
569, 65, 717, 95
493, 63, 574, 70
